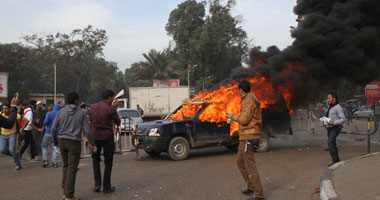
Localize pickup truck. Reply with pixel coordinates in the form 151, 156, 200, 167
135, 98, 292, 161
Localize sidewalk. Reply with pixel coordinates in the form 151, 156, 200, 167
320, 152, 380, 200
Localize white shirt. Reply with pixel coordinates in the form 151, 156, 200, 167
23, 108, 33, 131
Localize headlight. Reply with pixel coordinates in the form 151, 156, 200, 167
149, 128, 160, 136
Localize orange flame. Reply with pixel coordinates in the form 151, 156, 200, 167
170, 66, 299, 135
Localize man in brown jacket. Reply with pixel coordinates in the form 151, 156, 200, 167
227, 80, 264, 200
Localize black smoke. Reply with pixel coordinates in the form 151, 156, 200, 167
233, 0, 380, 106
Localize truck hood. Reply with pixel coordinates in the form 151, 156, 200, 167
136, 119, 192, 136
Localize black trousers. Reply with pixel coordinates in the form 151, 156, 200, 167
327, 126, 342, 163
92, 137, 115, 189
19, 130, 36, 159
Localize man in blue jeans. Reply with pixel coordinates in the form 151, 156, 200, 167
42, 103, 62, 167
326, 92, 346, 166
0, 104, 21, 171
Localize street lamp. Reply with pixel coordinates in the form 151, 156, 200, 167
187, 64, 198, 97
202, 76, 212, 91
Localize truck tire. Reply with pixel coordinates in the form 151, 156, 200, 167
145, 149, 161, 157
256, 133, 269, 153
167, 137, 190, 161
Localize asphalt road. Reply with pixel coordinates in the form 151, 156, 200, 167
0, 120, 379, 200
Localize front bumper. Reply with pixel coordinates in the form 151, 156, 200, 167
136, 136, 169, 152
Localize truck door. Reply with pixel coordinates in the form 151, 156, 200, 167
195, 120, 230, 144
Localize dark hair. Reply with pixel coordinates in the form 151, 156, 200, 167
238, 80, 251, 93
67, 92, 79, 104
80, 104, 87, 109
21, 103, 28, 107
102, 90, 115, 100
328, 92, 339, 103
2, 104, 11, 108
29, 100, 36, 106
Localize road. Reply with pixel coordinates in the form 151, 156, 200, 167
0, 121, 379, 200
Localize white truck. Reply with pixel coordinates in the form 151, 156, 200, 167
129, 87, 190, 120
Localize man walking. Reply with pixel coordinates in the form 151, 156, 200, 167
227, 80, 265, 200
325, 92, 346, 166
0, 104, 22, 170
19, 100, 42, 161
52, 92, 96, 200
89, 90, 121, 194
42, 103, 62, 167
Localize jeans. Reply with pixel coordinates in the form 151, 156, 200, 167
19, 130, 36, 159
92, 137, 115, 189
0, 132, 21, 167
328, 126, 342, 163
41, 134, 57, 164
59, 138, 81, 198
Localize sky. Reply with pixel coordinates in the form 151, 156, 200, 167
0, 0, 298, 71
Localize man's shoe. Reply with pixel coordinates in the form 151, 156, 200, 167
13, 166, 22, 171
92, 186, 101, 192
42, 160, 49, 167
103, 186, 115, 194
328, 162, 339, 167
241, 189, 254, 195
52, 163, 59, 168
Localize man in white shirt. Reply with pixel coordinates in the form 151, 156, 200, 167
19, 100, 43, 161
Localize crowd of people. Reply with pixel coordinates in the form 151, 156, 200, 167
0, 91, 121, 200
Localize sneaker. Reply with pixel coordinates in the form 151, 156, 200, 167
103, 186, 115, 194
52, 163, 59, 168
92, 185, 101, 192
241, 189, 254, 195
13, 166, 22, 171
42, 160, 49, 167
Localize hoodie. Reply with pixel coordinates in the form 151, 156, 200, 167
52, 104, 94, 146
43, 104, 62, 134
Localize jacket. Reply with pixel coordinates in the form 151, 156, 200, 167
231, 93, 262, 140
43, 104, 62, 134
52, 104, 94, 146
0, 106, 18, 129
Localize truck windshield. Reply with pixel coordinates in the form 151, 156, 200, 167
118, 110, 140, 118
168, 104, 203, 120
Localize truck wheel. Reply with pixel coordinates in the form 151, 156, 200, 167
256, 133, 269, 153
145, 149, 161, 157
167, 137, 190, 161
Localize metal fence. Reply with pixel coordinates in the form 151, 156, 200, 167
291, 109, 316, 133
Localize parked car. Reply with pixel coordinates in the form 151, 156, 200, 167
135, 95, 292, 161
117, 108, 143, 134
353, 105, 374, 118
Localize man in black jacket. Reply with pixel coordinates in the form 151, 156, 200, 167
0, 93, 20, 129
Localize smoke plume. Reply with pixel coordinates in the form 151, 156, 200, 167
233, 0, 380, 106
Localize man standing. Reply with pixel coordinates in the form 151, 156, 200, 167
325, 92, 346, 166
89, 90, 121, 194
42, 103, 62, 167
52, 92, 96, 200
33, 101, 46, 155
0, 104, 22, 170
136, 104, 143, 116
227, 80, 265, 200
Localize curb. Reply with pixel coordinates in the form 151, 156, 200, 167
319, 152, 380, 200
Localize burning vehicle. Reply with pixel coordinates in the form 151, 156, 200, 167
135, 78, 293, 161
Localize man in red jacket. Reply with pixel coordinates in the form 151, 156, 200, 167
89, 90, 121, 194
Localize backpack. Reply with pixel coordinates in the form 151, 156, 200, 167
19, 109, 31, 128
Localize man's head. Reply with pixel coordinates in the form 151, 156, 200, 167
238, 80, 251, 96
2, 104, 11, 115
67, 92, 79, 105
58, 101, 65, 107
29, 100, 36, 108
102, 90, 115, 104
137, 104, 140, 109
327, 92, 338, 105
37, 101, 43, 110
20, 103, 28, 112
